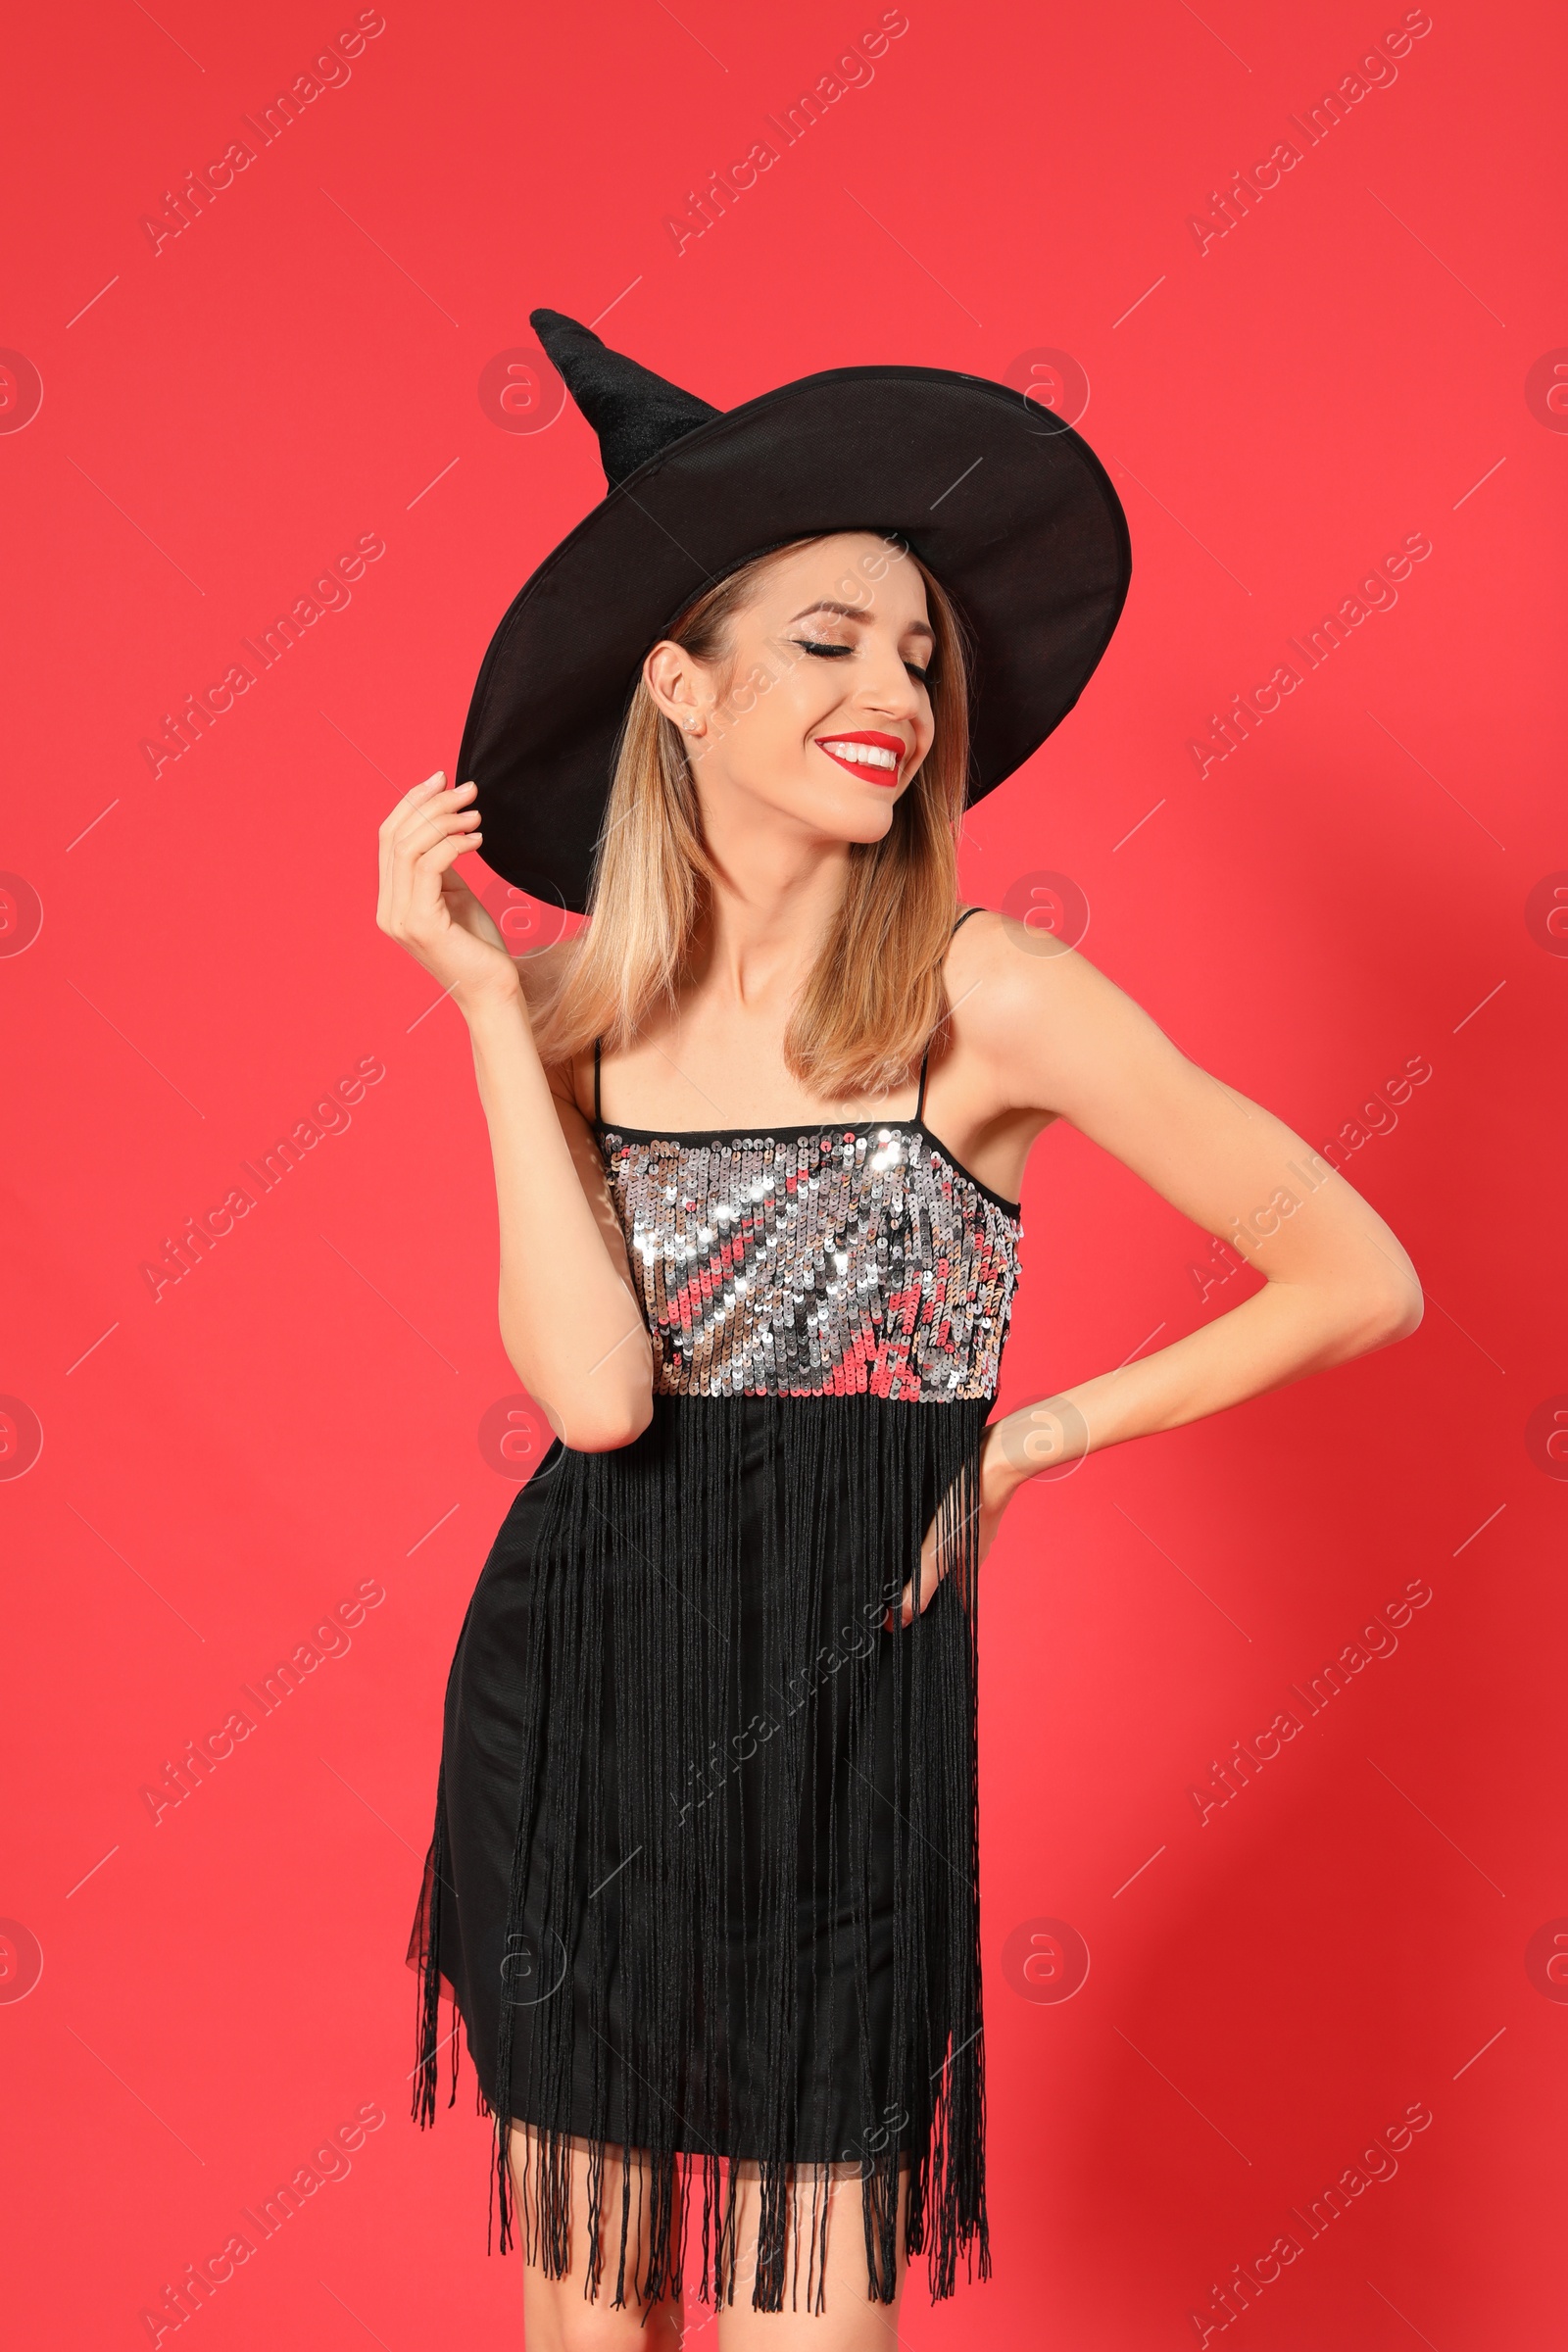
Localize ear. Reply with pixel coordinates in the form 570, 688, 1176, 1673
643, 639, 709, 735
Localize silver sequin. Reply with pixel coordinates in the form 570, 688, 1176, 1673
599, 1123, 1022, 1400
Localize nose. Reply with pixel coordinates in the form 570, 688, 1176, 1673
851, 635, 923, 725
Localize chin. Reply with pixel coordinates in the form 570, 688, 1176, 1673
735, 771, 896, 846
801, 775, 903, 843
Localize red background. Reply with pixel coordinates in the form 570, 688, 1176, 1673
3, 0, 1563, 2343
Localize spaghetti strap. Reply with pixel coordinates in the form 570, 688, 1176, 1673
592, 1036, 602, 1124
918, 906, 982, 1118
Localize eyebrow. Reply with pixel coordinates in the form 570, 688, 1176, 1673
787, 599, 935, 645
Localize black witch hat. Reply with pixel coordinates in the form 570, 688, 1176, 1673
459, 309, 1132, 910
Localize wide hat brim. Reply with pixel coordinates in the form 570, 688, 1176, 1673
460, 363, 1131, 911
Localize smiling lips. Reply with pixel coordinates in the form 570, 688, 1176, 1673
811, 730, 906, 784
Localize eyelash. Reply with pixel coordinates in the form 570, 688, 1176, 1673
792, 637, 936, 688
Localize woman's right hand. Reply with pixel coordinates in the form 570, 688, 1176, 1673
376, 773, 520, 1015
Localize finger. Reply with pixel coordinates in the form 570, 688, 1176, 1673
378, 781, 470, 895
886, 1555, 943, 1631
885, 1571, 928, 1631
414, 826, 482, 880
394, 785, 478, 849
380, 804, 481, 931
400, 805, 482, 857
378, 773, 457, 914
378, 770, 449, 841
388, 826, 484, 940
387, 806, 482, 906
391, 783, 476, 842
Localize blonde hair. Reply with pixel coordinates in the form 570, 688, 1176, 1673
526, 533, 977, 1103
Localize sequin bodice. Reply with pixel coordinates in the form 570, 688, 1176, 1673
596, 1119, 1021, 1400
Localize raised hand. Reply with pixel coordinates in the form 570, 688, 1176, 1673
376, 773, 518, 1014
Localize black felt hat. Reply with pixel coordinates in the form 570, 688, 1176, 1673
460, 309, 1132, 910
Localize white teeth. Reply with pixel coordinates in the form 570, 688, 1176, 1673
818, 739, 899, 769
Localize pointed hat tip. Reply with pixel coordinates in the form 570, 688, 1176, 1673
529, 305, 590, 341
529, 309, 600, 373
522, 306, 720, 490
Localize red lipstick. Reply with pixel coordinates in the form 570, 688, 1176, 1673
810, 729, 906, 785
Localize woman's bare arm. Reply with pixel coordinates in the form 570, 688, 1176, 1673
903, 917, 1429, 1618
465, 989, 653, 1449
376, 775, 653, 1450
968, 914, 1423, 1488
898, 912, 1424, 1618
992, 917, 1419, 1467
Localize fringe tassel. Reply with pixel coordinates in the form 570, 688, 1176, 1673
414, 1391, 993, 2309
409, 1765, 461, 2129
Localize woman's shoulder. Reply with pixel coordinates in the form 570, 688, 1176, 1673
945, 903, 1119, 1069
947, 903, 1081, 997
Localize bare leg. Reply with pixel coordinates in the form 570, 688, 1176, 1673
711, 2160, 909, 2352
509, 2123, 686, 2350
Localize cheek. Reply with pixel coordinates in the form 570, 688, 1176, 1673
733, 686, 817, 776
699, 679, 814, 802
753, 669, 840, 760
904, 716, 937, 777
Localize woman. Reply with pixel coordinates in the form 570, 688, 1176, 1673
382, 312, 1422, 2347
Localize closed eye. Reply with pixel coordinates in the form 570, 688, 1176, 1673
792, 637, 936, 687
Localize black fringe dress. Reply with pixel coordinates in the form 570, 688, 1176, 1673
409, 913, 1023, 2312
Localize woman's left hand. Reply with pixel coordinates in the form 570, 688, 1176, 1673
887, 1421, 1018, 1630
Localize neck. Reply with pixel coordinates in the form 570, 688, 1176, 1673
692, 822, 853, 1010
